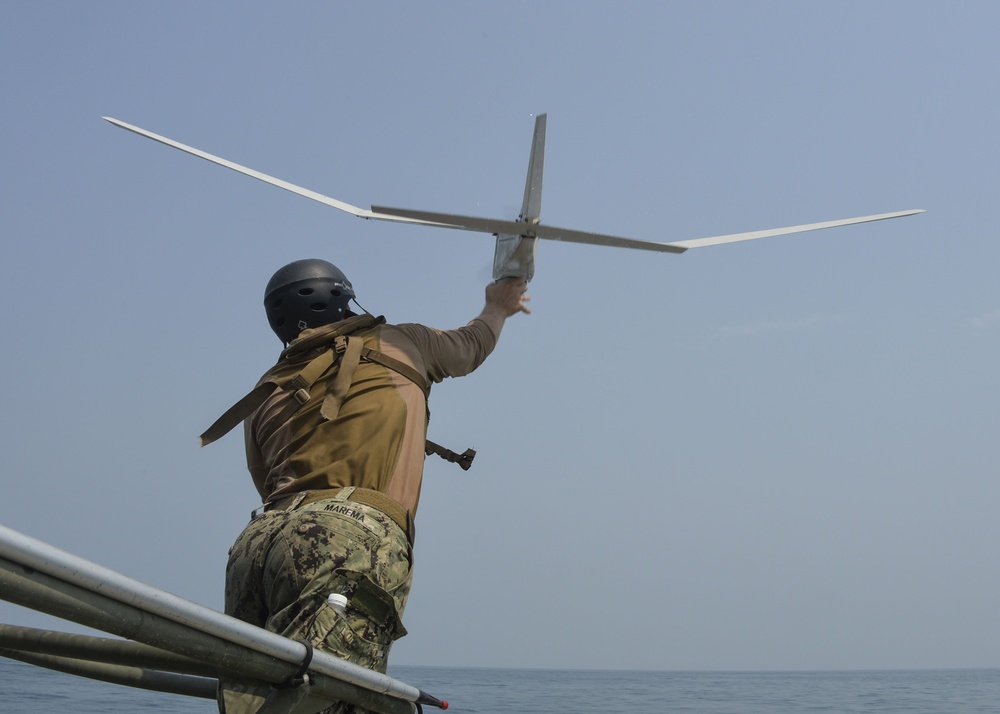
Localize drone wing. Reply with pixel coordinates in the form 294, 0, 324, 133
667, 209, 925, 250
102, 117, 448, 228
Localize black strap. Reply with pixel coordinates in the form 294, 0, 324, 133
276, 638, 314, 688
425, 440, 476, 471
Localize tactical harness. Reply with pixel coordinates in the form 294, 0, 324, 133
199, 315, 476, 470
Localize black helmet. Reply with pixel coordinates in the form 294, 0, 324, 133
264, 259, 356, 343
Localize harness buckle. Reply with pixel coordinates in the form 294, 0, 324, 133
292, 388, 311, 405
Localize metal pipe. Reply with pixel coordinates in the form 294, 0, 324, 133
0, 523, 426, 704
0, 558, 414, 714
0, 624, 218, 677
0, 557, 285, 679
0, 647, 218, 699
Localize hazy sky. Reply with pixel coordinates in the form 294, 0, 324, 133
1, 2, 998, 673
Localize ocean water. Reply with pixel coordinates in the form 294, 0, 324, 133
1, 658, 998, 713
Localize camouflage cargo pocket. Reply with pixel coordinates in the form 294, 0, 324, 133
308, 571, 407, 673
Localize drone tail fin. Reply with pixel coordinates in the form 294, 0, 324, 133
494, 114, 547, 281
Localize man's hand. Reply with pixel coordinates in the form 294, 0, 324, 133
474, 278, 531, 338
485, 277, 531, 318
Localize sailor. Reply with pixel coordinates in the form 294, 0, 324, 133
206, 259, 529, 712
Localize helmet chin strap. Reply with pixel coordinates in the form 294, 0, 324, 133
349, 297, 373, 316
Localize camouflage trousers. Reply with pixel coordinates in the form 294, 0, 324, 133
220, 491, 413, 714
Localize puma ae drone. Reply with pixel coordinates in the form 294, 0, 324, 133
104, 114, 923, 281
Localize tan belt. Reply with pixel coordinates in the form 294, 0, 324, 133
265, 487, 413, 544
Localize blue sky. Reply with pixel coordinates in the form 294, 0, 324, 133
1, 2, 998, 672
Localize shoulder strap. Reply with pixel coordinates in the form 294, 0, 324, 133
319, 336, 363, 421
359, 347, 431, 399
199, 381, 280, 447
198, 348, 337, 447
